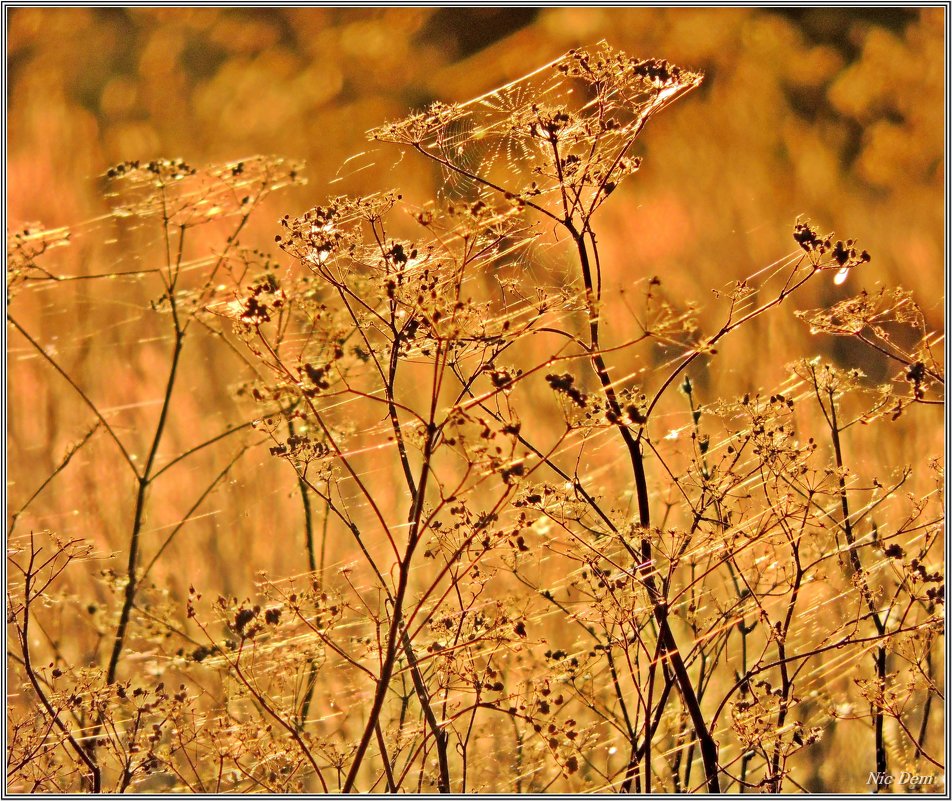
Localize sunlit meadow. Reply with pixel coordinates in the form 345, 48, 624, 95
7, 9, 944, 793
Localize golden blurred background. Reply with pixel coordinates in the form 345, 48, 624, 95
8, 7, 944, 392
8, 7, 944, 283
6, 8, 945, 793
9, 3, 944, 586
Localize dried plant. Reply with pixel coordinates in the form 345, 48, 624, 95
7, 43, 944, 794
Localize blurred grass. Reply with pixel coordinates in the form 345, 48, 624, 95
8, 9, 943, 287
8, 7, 943, 398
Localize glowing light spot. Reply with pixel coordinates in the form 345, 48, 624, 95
532, 518, 552, 535
833, 267, 850, 286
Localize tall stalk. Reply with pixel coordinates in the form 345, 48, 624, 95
570, 225, 721, 793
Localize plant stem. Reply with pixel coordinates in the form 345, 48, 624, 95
822, 381, 888, 783
13, 535, 102, 792
106, 326, 184, 685
342, 347, 442, 792
569, 225, 721, 793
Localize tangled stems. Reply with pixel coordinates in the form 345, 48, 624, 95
568, 224, 722, 793
380, 48, 724, 789
808, 362, 889, 782
9, 535, 102, 792
10, 45, 942, 794
341, 358, 440, 793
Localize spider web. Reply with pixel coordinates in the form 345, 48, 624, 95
373, 43, 704, 221
434, 78, 547, 201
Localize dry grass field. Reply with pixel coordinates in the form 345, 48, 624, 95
6, 8, 945, 793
